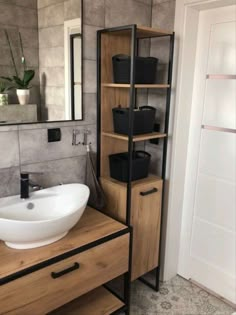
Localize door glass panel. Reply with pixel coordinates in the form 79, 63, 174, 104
194, 173, 236, 231
207, 21, 236, 74
198, 129, 236, 182
203, 80, 236, 129
191, 218, 235, 274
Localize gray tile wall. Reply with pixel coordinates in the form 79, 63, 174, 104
0, 0, 175, 199
0, 0, 40, 105
145, 0, 176, 176
0, 122, 96, 198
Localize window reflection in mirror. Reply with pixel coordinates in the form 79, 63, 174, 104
71, 34, 82, 120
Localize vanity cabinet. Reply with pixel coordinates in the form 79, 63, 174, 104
101, 175, 162, 281
0, 207, 131, 315
131, 177, 162, 281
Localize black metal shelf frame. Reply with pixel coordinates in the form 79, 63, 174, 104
97, 24, 175, 307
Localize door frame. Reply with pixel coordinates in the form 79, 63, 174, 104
162, 0, 236, 282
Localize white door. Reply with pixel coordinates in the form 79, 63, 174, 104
178, 5, 236, 304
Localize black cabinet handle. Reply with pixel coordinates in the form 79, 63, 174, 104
51, 262, 80, 279
140, 188, 158, 196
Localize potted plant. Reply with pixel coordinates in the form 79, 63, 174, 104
1, 30, 35, 105
0, 81, 13, 106
8, 70, 35, 105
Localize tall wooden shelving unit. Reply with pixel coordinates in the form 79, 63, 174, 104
97, 25, 174, 291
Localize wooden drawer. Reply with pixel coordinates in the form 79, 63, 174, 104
0, 234, 129, 315
131, 179, 163, 280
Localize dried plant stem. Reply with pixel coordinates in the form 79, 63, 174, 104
4, 29, 18, 77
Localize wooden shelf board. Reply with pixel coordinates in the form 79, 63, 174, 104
102, 83, 170, 89
50, 286, 124, 315
102, 131, 167, 142
101, 174, 162, 189
137, 25, 173, 38
0, 207, 127, 279
110, 25, 172, 38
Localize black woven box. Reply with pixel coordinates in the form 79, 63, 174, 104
112, 54, 158, 84
109, 151, 151, 182
112, 106, 156, 135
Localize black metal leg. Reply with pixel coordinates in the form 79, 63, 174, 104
124, 274, 131, 315
125, 227, 133, 315
155, 267, 160, 291
138, 267, 159, 292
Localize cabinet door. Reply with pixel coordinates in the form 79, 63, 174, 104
131, 180, 163, 280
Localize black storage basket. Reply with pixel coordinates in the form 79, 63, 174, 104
112, 54, 158, 84
112, 106, 156, 135
109, 151, 151, 182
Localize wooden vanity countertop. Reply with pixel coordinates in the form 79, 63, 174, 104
0, 207, 128, 279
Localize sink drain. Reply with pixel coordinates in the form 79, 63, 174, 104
27, 202, 35, 210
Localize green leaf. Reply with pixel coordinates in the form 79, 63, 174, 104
0, 82, 5, 93
1, 70, 35, 89
23, 70, 35, 87
13, 76, 24, 88
0, 80, 14, 93
13, 76, 24, 85
0, 76, 13, 82
4, 86, 14, 92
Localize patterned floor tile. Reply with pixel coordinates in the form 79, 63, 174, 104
130, 275, 235, 315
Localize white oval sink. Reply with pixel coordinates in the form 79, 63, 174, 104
0, 184, 90, 250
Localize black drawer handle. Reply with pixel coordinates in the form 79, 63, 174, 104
51, 262, 80, 279
140, 188, 158, 196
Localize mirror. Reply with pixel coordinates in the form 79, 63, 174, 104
0, 0, 82, 125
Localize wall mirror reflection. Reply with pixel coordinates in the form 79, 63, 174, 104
0, 0, 82, 125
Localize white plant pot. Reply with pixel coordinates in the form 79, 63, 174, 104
0, 93, 8, 106
16, 89, 30, 105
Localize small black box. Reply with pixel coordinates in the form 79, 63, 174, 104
112, 106, 156, 135
112, 54, 158, 84
109, 151, 151, 182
